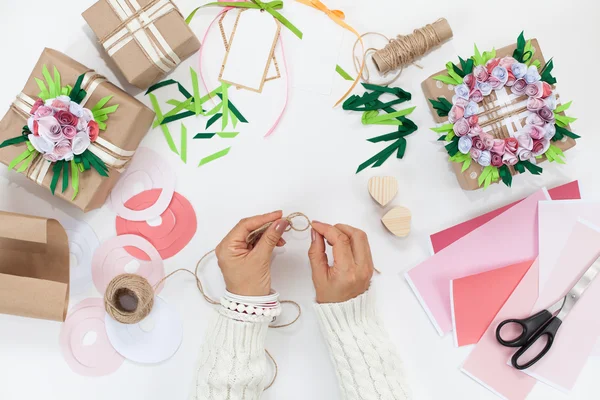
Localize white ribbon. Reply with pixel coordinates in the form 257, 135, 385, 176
103, 0, 181, 73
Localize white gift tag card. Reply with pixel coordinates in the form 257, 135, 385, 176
219, 9, 281, 93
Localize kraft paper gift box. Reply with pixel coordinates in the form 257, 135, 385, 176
422, 39, 577, 191
83, 0, 201, 89
0, 48, 155, 212
0, 211, 70, 322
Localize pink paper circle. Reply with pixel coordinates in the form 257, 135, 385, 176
59, 298, 124, 377
116, 190, 197, 260
91, 234, 165, 294
110, 147, 176, 222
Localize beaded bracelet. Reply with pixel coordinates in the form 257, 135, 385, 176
220, 297, 282, 317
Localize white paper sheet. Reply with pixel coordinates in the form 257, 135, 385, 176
220, 9, 281, 92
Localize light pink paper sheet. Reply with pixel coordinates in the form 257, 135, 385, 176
461, 260, 540, 400
406, 189, 549, 335
429, 181, 580, 254
523, 221, 600, 392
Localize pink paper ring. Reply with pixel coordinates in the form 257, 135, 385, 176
116, 190, 197, 260
59, 298, 124, 377
110, 147, 176, 222
91, 234, 165, 294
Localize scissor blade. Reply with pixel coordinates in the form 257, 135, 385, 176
558, 254, 600, 319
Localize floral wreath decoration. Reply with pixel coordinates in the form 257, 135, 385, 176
0, 65, 118, 198
428, 32, 579, 189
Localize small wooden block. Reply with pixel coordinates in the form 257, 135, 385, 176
368, 176, 398, 207
381, 206, 411, 237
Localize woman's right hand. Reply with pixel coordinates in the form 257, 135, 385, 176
308, 221, 374, 304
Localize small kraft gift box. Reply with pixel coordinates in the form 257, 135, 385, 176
0, 48, 155, 212
0, 211, 70, 322
83, 0, 201, 89
423, 34, 578, 191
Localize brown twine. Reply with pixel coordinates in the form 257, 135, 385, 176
104, 274, 155, 324
363, 18, 451, 81
352, 32, 406, 86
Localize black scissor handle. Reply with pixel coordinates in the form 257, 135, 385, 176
496, 309, 553, 347
511, 317, 562, 370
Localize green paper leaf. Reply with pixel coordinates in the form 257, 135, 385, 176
16, 151, 36, 173
452, 63, 465, 78
206, 113, 223, 129
230, 108, 239, 128
362, 107, 416, 125
50, 161, 63, 195
8, 147, 33, 170
0, 136, 28, 148
555, 125, 580, 139
540, 59, 557, 85
555, 114, 577, 127
356, 140, 402, 173
69, 74, 86, 104
91, 95, 114, 112
83, 151, 109, 177
521, 160, 543, 175
180, 124, 187, 164
198, 147, 231, 167
445, 138, 460, 156
53, 67, 61, 99
62, 160, 69, 193
445, 131, 455, 142
446, 62, 463, 84
499, 165, 512, 187
190, 68, 202, 116
216, 93, 248, 123
473, 44, 484, 66
194, 133, 216, 139
523, 40, 533, 65
42, 65, 56, 98
71, 159, 79, 200
429, 97, 452, 117
431, 124, 454, 133
554, 101, 572, 114
221, 83, 229, 130
482, 48, 496, 64
148, 93, 179, 155
35, 78, 50, 100
461, 157, 472, 173
513, 31, 526, 62
368, 131, 401, 143
433, 74, 460, 85
161, 110, 196, 125
92, 104, 119, 118
336, 64, 354, 81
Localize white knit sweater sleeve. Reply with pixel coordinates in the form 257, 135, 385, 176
190, 308, 272, 400
314, 291, 411, 400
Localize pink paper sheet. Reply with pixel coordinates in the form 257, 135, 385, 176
451, 260, 534, 347
461, 260, 540, 400
406, 189, 549, 335
429, 181, 581, 254
523, 221, 600, 392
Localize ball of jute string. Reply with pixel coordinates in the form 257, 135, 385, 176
104, 274, 155, 324
353, 18, 453, 81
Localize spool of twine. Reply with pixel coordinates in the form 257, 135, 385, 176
371, 18, 453, 75
104, 274, 155, 324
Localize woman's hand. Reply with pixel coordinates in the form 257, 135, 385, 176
216, 211, 289, 296
308, 222, 374, 304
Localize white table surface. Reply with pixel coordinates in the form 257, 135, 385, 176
1, 0, 599, 399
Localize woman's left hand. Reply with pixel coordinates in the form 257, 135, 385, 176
215, 211, 289, 296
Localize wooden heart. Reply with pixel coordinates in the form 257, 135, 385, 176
368, 176, 398, 207
381, 206, 411, 237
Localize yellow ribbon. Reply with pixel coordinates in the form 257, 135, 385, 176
295, 0, 364, 107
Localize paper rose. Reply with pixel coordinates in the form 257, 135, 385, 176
31, 98, 44, 115
541, 82, 553, 99
544, 96, 557, 110
537, 106, 555, 123
527, 97, 545, 111
38, 116, 63, 142
54, 139, 73, 161
469, 124, 484, 137
525, 82, 544, 98
472, 136, 485, 151
34, 105, 53, 119
532, 139, 550, 157
524, 65, 541, 84
468, 115, 479, 127
526, 113, 545, 127
453, 118, 471, 137
486, 58, 501, 74
448, 105, 465, 123
505, 71, 517, 87
511, 79, 527, 95
452, 96, 469, 108
488, 76, 503, 90
511, 63, 527, 79
491, 153, 503, 167
55, 110, 78, 127
464, 101, 479, 118
479, 133, 495, 150
492, 66, 509, 86
458, 136, 473, 154
473, 66, 489, 83
505, 137, 519, 153
72, 131, 91, 156
477, 81, 493, 96
455, 84, 470, 100
517, 134, 534, 150
470, 148, 482, 161
88, 121, 100, 142
469, 89, 483, 103
463, 74, 476, 90
478, 150, 492, 166
503, 150, 518, 166
544, 123, 556, 140
28, 134, 54, 154
499, 56, 517, 69
492, 139, 506, 155
69, 102, 85, 118
516, 147, 533, 161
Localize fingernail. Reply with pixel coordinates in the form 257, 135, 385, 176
311, 229, 316, 242
275, 219, 289, 234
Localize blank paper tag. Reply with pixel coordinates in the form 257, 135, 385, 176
220, 9, 281, 93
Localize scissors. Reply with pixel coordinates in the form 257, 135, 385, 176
496, 255, 600, 370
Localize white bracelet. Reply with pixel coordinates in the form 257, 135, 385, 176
219, 297, 282, 317
225, 290, 279, 306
